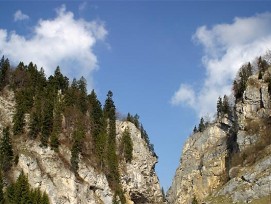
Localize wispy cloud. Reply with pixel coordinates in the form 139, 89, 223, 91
14, 10, 29, 21
79, 2, 87, 12
171, 12, 271, 118
171, 84, 196, 107
1, 5, 107, 89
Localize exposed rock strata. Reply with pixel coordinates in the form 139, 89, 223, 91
168, 69, 271, 204
0, 89, 164, 204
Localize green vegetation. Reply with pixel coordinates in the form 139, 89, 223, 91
198, 117, 206, 132
0, 127, 13, 172
0, 55, 161, 203
5, 171, 49, 204
126, 113, 156, 157
0, 56, 10, 91
217, 95, 231, 118
120, 127, 133, 163
233, 62, 253, 100
103, 91, 126, 203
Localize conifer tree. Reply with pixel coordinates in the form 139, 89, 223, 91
78, 76, 88, 114
103, 91, 122, 194
217, 96, 223, 118
0, 56, 10, 90
88, 90, 106, 167
0, 127, 13, 171
29, 110, 41, 139
198, 117, 205, 132
257, 56, 268, 72
5, 171, 50, 204
13, 107, 25, 135
70, 124, 85, 173
50, 94, 63, 151
120, 127, 133, 163
233, 63, 253, 100
222, 95, 230, 116
41, 100, 53, 147
193, 126, 198, 133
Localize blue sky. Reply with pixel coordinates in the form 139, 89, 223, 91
1, 1, 271, 191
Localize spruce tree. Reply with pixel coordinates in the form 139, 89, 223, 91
222, 95, 230, 116
0, 56, 10, 90
103, 91, 122, 195
88, 90, 106, 167
193, 126, 198, 133
78, 76, 88, 114
198, 117, 205, 132
0, 127, 13, 171
50, 94, 63, 151
120, 127, 133, 163
29, 110, 41, 139
70, 124, 85, 173
41, 100, 53, 147
13, 107, 25, 135
217, 96, 222, 118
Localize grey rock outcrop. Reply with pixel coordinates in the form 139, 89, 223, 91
117, 121, 164, 204
167, 121, 230, 204
0, 89, 164, 204
168, 69, 271, 204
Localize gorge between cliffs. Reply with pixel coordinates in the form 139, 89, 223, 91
0, 55, 270, 204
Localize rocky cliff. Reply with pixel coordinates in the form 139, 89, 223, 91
0, 88, 164, 204
167, 67, 271, 204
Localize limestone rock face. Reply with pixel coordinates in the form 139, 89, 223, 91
167, 122, 230, 204
13, 139, 113, 204
168, 71, 271, 204
0, 88, 15, 131
0, 89, 163, 204
216, 146, 271, 203
116, 121, 164, 204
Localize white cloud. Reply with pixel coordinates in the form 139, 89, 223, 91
14, 10, 29, 21
171, 84, 196, 107
171, 12, 271, 118
1, 5, 107, 89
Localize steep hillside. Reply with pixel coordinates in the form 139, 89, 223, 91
0, 57, 164, 204
167, 58, 271, 204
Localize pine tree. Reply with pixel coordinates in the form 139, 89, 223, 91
41, 191, 50, 204
0, 127, 13, 171
103, 91, 123, 196
29, 110, 41, 139
13, 107, 25, 135
193, 126, 198, 133
52, 66, 69, 93
50, 94, 63, 151
257, 56, 268, 72
217, 96, 223, 118
78, 76, 88, 114
6, 183, 16, 204
222, 95, 230, 116
120, 127, 133, 163
198, 117, 205, 132
70, 125, 84, 173
41, 100, 53, 147
233, 63, 253, 100
0, 56, 10, 90
5, 171, 50, 204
